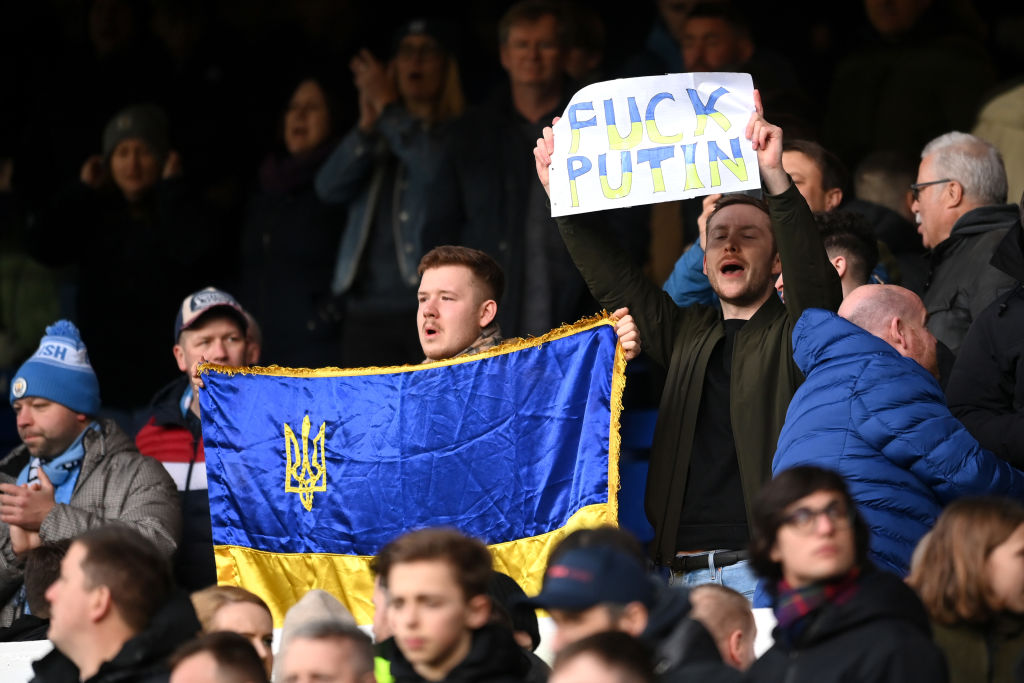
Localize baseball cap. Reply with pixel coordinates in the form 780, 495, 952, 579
391, 18, 457, 57
174, 287, 248, 341
521, 546, 655, 611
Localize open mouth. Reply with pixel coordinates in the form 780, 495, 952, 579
422, 324, 439, 338
721, 263, 745, 275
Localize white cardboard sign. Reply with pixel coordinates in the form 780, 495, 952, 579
549, 73, 760, 216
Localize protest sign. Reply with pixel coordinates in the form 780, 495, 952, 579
549, 72, 759, 216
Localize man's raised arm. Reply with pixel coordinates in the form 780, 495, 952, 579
534, 121, 695, 368
747, 93, 842, 316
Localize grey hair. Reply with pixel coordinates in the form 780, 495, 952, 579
921, 131, 1007, 205
281, 620, 374, 676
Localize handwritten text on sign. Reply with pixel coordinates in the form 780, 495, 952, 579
549, 73, 759, 216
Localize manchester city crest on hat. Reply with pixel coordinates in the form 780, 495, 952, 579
11, 377, 27, 398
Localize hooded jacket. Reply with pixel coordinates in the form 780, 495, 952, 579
774, 309, 1024, 575
386, 623, 531, 683
749, 570, 947, 682
947, 220, 1024, 467
556, 183, 843, 564
29, 590, 201, 683
922, 203, 1017, 354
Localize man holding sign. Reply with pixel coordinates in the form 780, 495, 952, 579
534, 85, 842, 599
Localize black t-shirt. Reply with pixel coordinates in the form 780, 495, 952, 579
675, 318, 749, 551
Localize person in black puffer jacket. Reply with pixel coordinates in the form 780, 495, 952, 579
946, 209, 1024, 468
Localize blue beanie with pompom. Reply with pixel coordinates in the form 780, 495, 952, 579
9, 320, 101, 415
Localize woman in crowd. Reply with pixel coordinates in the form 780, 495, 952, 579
908, 497, 1024, 683
29, 103, 218, 414
314, 18, 463, 366
191, 584, 275, 679
239, 74, 347, 367
745, 465, 947, 682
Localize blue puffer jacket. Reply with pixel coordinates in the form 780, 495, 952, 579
774, 308, 1024, 576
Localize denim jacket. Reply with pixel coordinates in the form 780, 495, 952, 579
315, 105, 458, 296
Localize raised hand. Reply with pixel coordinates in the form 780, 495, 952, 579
532, 116, 559, 197
80, 154, 106, 188
162, 150, 183, 179
612, 307, 642, 361
0, 472, 55, 532
744, 89, 788, 195
351, 48, 397, 130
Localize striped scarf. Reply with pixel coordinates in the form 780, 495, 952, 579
774, 567, 861, 642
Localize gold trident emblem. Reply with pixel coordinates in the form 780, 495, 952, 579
284, 415, 327, 511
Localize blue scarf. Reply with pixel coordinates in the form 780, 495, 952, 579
17, 422, 99, 504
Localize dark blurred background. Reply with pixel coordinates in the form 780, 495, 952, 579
2, 0, 1022, 206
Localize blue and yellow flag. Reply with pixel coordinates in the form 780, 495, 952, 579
198, 316, 624, 625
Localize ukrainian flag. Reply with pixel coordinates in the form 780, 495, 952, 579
198, 316, 624, 626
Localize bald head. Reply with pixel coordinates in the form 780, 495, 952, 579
839, 285, 917, 336
839, 285, 938, 378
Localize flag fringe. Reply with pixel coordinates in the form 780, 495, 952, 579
198, 312, 619, 378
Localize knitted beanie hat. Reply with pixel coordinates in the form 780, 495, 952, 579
101, 103, 170, 166
10, 320, 101, 415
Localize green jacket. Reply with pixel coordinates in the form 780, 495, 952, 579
556, 183, 842, 564
932, 616, 1024, 683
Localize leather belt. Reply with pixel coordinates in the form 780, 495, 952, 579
671, 550, 749, 573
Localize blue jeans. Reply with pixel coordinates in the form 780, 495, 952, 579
669, 552, 758, 602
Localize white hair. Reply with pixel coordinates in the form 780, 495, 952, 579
921, 131, 1007, 205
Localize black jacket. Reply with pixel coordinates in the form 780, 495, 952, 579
947, 221, 1024, 468
445, 85, 583, 337
386, 623, 531, 683
29, 179, 220, 409
240, 144, 348, 367
134, 377, 214, 591
30, 590, 201, 683
640, 580, 741, 682
922, 204, 1018, 355
747, 570, 948, 683
444, 85, 649, 338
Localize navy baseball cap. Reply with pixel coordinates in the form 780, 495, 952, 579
522, 546, 655, 610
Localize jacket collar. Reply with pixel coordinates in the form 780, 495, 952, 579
990, 221, 1024, 281
934, 203, 1020, 258
791, 309, 907, 376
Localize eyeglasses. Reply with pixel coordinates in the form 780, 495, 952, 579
910, 178, 952, 201
780, 500, 852, 535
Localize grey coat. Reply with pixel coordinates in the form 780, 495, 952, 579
0, 419, 180, 626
